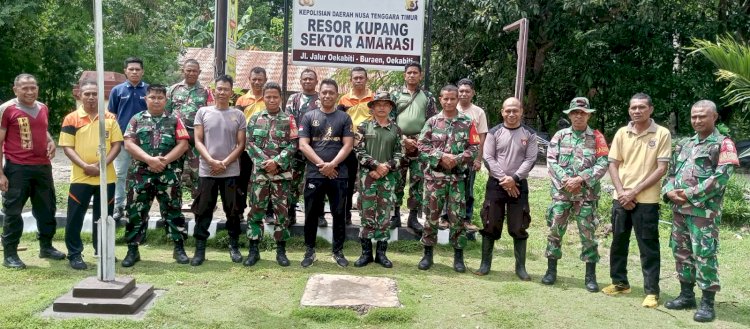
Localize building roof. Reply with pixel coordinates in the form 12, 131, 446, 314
181, 48, 339, 92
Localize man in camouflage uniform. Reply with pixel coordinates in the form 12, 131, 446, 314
662, 100, 738, 323
541, 97, 609, 292
245, 82, 298, 267
416, 85, 479, 272
390, 61, 438, 233
353, 92, 403, 268
285, 69, 320, 226
121, 84, 190, 267
166, 59, 214, 200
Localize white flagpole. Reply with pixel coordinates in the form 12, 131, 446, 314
94, 0, 115, 281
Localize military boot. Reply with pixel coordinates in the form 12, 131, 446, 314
513, 239, 531, 281
585, 262, 599, 292
121, 244, 140, 267
694, 291, 716, 322
228, 237, 243, 263
244, 240, 261, 267
39, 240, 66, 260
354, 238, 373, 267
474, 237, 494, 276
276, 241, 290, 267
2, 246, 26, 269
389, 206, 401, 229
453, 248, 466, 273
665, 281, 697, 310
190, 240, 206, 266
375, 241, 393, 268
407, 209, 423, 233
541, 258, 557, 285
173, 240, 190, 264
417, 245, 433, 270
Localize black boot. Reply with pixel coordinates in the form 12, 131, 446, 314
585, 262, 599, 292
541, 258, 557, 285
190, 240, 206, 266
375, 241, 393, 268
121, 244, 140, 267
288, 207, 297, 226
694, 291, 716, 322
453, 248, 466, 273
39, 240, 66, 260
407, 210, 423, 233
354, 238, 373, 267
244, 240, 261, 267
389, 206, 401, 229
417, 245, 433, 270
276, 241, 290, 267
513, 239, 531, 281
173, 240, 189, 264
665, 281, 697, 310
475, 237, 494, 276
228, 237, 243, 263
3, 247, 26, 269
317, 215, 328, 227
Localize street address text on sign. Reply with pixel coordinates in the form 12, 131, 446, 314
292, 0, 425, 71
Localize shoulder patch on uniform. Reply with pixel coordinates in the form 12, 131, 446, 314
718, 138, 739, 166
594, 130, 609, 157
468, 122, 480, 145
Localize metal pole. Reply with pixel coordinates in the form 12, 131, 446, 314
215, 0, 228, 77
423, 0, 434, 91
94, 0, 115, 282
282, 0, 290, 100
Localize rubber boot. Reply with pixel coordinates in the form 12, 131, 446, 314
474, 237, 494, 276
585, 262, 599, 292
2, 246, 26, 269
694, 291, 716, 322
354, 238, 373, 267
173, 240, 190, 264
417, 245, 433, 270
276, 241, 290, 267
121, 244, 140, 267
243, 240, 261, 267
513, 239, 531, 281
228, 237, 243, 263
190, 240, 206, 266
453, 248, 466, 273
375, 241, 393, 268
389, 206, 401, 229
541, 258, 557, 285
407, 209, 423, 233
665, 281, 697, 310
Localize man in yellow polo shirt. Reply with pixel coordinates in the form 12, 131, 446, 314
602, 93, 671, 308
337, 67, 374, 225
235, 66, 267, 121
59, 81, 123, 270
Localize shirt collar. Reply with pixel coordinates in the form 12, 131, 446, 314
126, 81, 145, 88
626, 119, 658, 134
691, 128, 720, 143
76, 107, 100, 120
347, 90, 374, 101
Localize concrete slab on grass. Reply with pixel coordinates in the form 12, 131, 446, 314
40, 289, 164, 320
301, 274, 401, 311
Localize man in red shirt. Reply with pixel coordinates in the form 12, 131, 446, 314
0, 73, 65, 269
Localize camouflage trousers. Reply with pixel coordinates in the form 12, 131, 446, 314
396, 155, 424, 212
670, 212, 721, 292
358, 170, 397, 241
124, 171, 187, 244
421, 179, 466, 249
247, 179, 291, 242
181, 146, 200, 200
545, 200, 599, 263
290, 156, 306, 207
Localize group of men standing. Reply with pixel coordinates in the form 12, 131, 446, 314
0, 57, 736, 323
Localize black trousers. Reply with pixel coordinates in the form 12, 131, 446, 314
1, 161, 57, 249
237, 152, 253, 213
65, 183, 115, 257
192, 176, 241, 241
344, 153, 358, 220
304, 177, 347, 252
479, 177, 531, 241
609, 201, 661, 295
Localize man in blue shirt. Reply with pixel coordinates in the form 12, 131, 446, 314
108, 57, 148, 222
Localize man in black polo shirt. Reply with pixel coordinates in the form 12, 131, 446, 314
298, 78, 354, 268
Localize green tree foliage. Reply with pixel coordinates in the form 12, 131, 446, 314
691, 35, 750, 113
430, 0, 749, 139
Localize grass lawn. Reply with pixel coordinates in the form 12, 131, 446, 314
1, 177, 749, 328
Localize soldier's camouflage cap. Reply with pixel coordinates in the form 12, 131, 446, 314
563, 97, 596, 114
368, 91, 396, 108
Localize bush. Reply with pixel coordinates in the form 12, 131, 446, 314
718, 175, 750, 227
